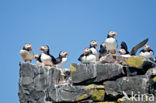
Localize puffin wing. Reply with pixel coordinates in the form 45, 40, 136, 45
49, 54, 57, 64
37, 54, 42, 62
78, 54, 84, 61
55, 57, 62, 64
130, 38, 148, 55
121, 41, 128, 50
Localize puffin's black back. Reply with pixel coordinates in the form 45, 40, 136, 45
121, 41, 129, 54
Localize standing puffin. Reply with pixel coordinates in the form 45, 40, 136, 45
55, 51, 69, 68
105, 31, 118, 56
139, 45, 154, 59
118, 38, 149, 57
20, 43, 33, 62
117, 41, 130, 57
34, 53, 42, 65
39, 45, 57, 67
99, 42, 107, 59
89, 40, 99, 61
78, 48, 96, 64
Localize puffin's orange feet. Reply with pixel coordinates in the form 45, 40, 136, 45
106, 54, 110, 56
112, 53, 116, 56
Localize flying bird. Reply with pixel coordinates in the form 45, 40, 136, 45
20, 43, 33, 62
55, 51, 69, 68
105, 31, 118, 56
78, 48, 96, 64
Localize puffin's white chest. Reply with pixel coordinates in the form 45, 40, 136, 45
139, 51, 154, 59
56, 58, 67, 68
90, 48, 99, 56
105, 38, 117, 50
41, 53, 51, 62
90, 48, 99, 60
81, 54, 96, 63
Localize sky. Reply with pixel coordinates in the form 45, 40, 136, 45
0, 0, 156, 103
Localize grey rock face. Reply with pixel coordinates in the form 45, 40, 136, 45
146, 67, 156, 77
18, 60, 156, 103
18, 62, 105, 103
104, 75, 149, 96
70, 63, 125, 84
49, 84, 90, 102
70, 63, 97, 84
18, 62, 62, 103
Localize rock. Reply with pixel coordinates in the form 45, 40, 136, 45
19, 62, 105, 103
125, 56, 155, 69
19, 62, 156, 103
95, 64, 124, 82
70, 63, 125, 84
70, 63, 97, 84
125, 56, 145, 68
100, 55, 126, 64
49, 84, 105, 102
19, 62, 63, 103
146, 67, 156, 77
104, 75, 149, 97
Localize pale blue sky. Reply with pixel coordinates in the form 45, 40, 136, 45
0, 0, 156, 102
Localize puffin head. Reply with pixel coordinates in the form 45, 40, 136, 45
107, 31, 118, 38
143, 45, 151, 51
39, 45, 50, 54
59, 51, 69, 58
84, 48, 92, 55
101, 42, 106, 48
23, 43, 32, 51
117, 49, 126, 55
90, 40, 98, 48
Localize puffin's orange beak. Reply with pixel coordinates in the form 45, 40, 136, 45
39, 47, 42, 50
114, 33, 118, 36
29, 46, 32, 50
66, 52, 69, 55
96, 43, 99, 46
84, 51, 87, 55
147, 46, 151, 50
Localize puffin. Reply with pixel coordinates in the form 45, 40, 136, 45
117, 41, 131, 57
55, 51, 69, 68
105, 31, 118, 56
78, 48, 96, 64
20, 43, 33, 62
39, 45, 57, 67
99, 42, 107, 59
89, 40, 99, 61
118, 38, 149, 57
34, 53, 42, 65
139, 45, 154, 59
